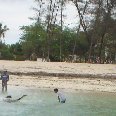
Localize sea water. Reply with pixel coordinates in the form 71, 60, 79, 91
0, 87, 116, 116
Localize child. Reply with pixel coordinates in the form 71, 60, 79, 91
1, 71, 9, 92
54, 88, 66, 103
3, 95, 27, 103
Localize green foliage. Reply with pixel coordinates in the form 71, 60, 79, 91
0, 43, 14, 60
9, 43, 24, 61
19, 22, 91, 62
1, 0, 116, 63
0, 49, 14, 60
20, 23, 46, 59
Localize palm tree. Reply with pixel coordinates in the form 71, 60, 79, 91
0, 23, 9, 58
0, 23, 9, 43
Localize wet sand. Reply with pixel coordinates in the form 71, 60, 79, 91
0, 60, 116, 92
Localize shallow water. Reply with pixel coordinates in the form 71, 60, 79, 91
0, 87, 116, 116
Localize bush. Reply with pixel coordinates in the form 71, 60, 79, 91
14, 55, 25, 61
0, 49, 14, 60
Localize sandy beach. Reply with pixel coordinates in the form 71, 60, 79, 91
0, 60, 116, 92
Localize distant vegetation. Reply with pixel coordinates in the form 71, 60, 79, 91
0, 0, 116, 63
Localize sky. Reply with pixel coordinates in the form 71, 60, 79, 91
0, 0, 78, 44
0, 0, 36, 44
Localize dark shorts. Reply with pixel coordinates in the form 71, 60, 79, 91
61, 99, 66, 103
2, 81, 7, 86
2, 81, 7, 91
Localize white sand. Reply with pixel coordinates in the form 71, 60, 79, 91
0, 60, 116, 75
0, 60, 116, 92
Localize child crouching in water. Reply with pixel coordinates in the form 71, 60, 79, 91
54, 88, 66, 103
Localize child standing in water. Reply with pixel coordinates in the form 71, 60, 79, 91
1, 70, 9, 92
54, 88, 66, 103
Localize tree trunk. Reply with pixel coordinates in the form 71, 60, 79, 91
60, 0, 63, 62
98, 34, 105, 63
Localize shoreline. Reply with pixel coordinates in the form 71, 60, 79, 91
0, 60, 116, 93
1, 75, 115, 93
8, 72, 116, 79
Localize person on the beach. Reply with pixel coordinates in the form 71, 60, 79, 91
3, 95, 27, 103
54, 88, 66, 103
1, 70, 9, 92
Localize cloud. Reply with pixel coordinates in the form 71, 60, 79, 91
0, 0, 30, 3
0, 0, 35, 44
0, 0, 78, 44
